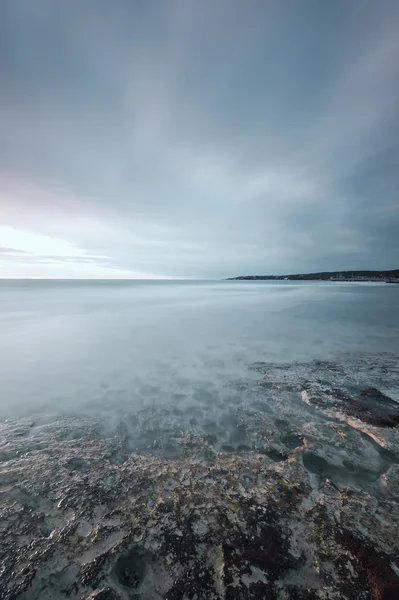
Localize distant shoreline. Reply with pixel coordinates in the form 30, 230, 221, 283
227, 269, 399, 283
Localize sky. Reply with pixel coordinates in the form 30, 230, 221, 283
0, 0, 398, 279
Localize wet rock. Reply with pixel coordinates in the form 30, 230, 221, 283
380, 464, 399, 498
113, 548, 147, 589
299, 421, 388, 489
361, 387, 389, 398
165, 563, 215, 599
281, 432, 304, 450
301, 386, 399, 428
337, 530, 399, 600
263, 447, 288, 462
81, 552, 109, 588
223, 502, 294, 599
1, 354, 399, 599
85, 588, 120, 600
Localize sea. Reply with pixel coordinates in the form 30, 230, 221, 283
1, 279, 398, 421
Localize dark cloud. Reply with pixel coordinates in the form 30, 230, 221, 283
0, 0, 398, 278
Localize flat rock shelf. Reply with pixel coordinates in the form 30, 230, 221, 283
1, 354, 399, 599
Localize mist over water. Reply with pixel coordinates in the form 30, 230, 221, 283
0, 279, 398, 421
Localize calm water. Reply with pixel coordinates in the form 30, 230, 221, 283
0, 279, 398, 417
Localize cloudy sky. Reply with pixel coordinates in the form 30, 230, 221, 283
0, 0, 398, 279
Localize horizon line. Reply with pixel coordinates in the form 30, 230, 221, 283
1, 268, 398, 282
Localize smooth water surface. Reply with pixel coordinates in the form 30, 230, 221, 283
0, 279, 398, 416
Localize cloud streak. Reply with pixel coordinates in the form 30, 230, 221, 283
0, 0, 398, 278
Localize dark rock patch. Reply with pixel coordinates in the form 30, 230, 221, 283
251, 399, 271, 413
281, 587, 320, 599
236, 444, 252, 452
164, 564, 215, 600
67, 457, 88, 471
161, 516, 199, 565
338, 530, 399, 600
161, 443, 184, 460
220, 444, 235, 453
223, 503, 294, 599
113, 547, 147, 589
81, 553, 109, 588
228, 423, 247, 446
303, 452, 379, 486
312, 360, 343, 374
263, 447, 288, 462
86, 587, 121, 600
202, 421, 223, 436
303, 386, 399, 428
281, 433, 304, 450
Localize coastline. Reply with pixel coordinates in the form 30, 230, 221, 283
227, 269, 399, 283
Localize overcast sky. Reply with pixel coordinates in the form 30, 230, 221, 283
0, 0, 398, 279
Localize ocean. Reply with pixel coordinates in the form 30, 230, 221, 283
1, 279, 398, 419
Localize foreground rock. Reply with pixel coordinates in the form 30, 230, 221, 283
1, 354, 399, 599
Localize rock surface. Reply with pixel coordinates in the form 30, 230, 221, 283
0, 354, 399, 599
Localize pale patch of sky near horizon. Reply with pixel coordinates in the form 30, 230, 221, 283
0, 0, 398, 278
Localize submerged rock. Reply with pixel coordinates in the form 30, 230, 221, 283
380, 464, 399, 498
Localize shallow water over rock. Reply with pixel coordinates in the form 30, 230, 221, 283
1, 354, 399, 599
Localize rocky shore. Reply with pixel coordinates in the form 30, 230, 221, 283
1, 354, 399, 599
